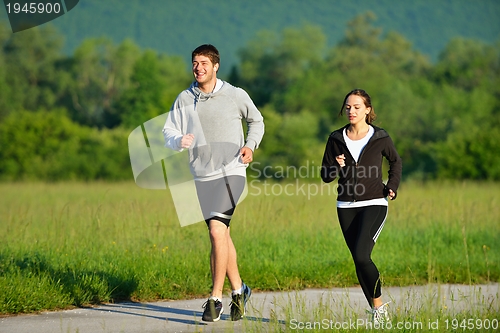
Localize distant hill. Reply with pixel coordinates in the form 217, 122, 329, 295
2, 0, 499, 75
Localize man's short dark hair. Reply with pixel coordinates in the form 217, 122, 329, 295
192, 44, 220, 66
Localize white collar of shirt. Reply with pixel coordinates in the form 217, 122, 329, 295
195, 78, 223, 93
212, 78, 223, 93
343, 125, 374, 162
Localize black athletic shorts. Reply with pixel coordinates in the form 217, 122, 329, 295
194, 175, 246, 227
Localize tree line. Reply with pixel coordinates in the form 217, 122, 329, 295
0, 13, 499, 181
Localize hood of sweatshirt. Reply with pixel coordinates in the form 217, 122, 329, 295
188, 80, 227, 108
330, 124, 389, 146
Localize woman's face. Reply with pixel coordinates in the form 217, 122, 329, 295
345, 95, 370, 126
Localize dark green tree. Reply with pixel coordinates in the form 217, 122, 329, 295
65, 37, 141, 127
115, 49, 191, 129
0, 23, 11, 120
0, 24, 63, 118
0, 109, 130, 181
433, 38, 500, 92
234, 24, 326, 108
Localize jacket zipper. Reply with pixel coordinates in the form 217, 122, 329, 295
342, 142, 359, 202
352, 137, 374, 202
353, 161, 357, 202
335, 127, 387, 202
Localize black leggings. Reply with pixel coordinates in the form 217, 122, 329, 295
337, 205, 388, 307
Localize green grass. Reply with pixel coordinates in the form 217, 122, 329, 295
238, 284, 499, 333
0, 180, 499, 316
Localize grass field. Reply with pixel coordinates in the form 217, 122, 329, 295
0, 180, 499, 318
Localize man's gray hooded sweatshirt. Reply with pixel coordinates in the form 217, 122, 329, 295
163, 79, 264, 180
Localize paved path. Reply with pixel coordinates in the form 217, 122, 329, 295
1, 284, 498, 333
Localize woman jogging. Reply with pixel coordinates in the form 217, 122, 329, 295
321, 89, 402, 325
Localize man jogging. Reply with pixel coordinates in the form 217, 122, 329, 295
163, 44, 264, 322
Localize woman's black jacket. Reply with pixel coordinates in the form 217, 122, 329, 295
321, 124, 402, 202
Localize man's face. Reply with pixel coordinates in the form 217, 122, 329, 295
192, 55, 218, 86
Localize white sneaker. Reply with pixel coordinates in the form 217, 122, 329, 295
368, 301, 391, 326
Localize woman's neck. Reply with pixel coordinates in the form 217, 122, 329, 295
348, 122, 370, 135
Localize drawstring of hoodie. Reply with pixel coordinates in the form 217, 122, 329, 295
193, 85, 212, 112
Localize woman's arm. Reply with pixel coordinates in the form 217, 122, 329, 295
382, 136, 402, 199
321, 136, 342, 183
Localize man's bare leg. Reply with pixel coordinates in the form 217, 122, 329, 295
226, 228, 242, 291
209, 220, 230, 298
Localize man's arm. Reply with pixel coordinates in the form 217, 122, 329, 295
163, 99, 186, 151
237, 88, 264, 151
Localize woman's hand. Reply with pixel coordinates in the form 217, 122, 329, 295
336, 154, 345, 167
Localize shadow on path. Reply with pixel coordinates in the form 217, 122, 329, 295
91, 301, 284, 326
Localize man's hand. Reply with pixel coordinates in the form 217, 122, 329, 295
388, 189, 396, 200
240, 147, 253, 164
180, 134, 194, 148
